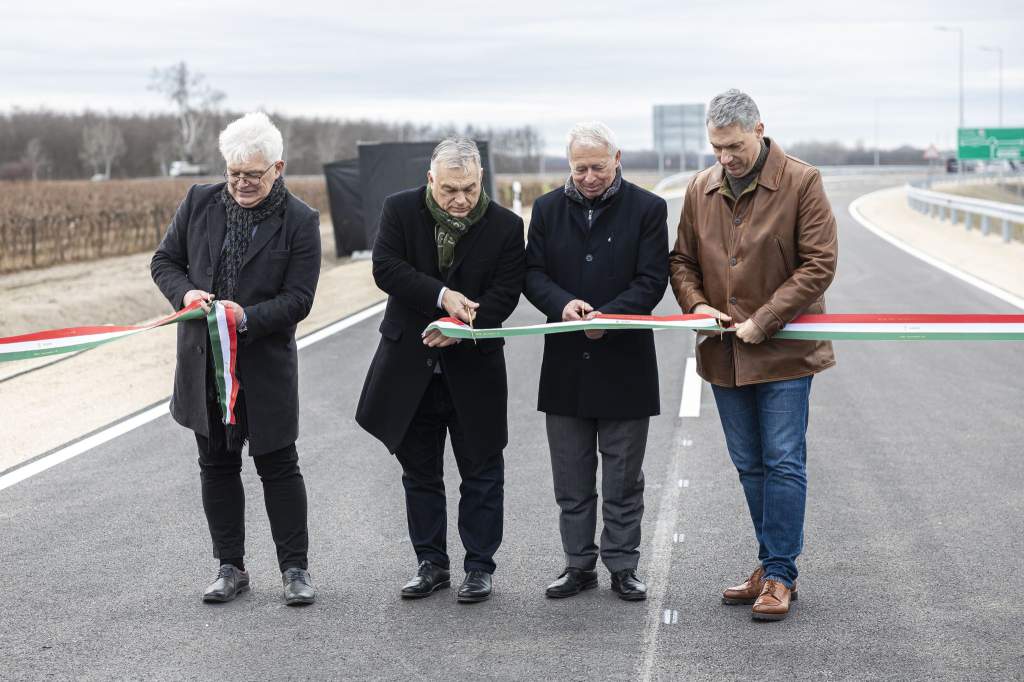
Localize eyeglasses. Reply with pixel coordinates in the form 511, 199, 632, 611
224, 163, 276, 185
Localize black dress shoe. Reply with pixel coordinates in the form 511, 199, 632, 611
202, 564, 250, 603
401, 560, 451, 599
282, 567, 316, 606
545, 568, 598, 599
610, 569, 647, 601
457, 570, 492, 603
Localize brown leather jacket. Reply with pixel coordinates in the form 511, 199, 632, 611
669, 139, 837, 386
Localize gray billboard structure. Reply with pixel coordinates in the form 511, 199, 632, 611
653, 103, 706, 172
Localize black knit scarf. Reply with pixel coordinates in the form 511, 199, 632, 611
214, 176, 289, 301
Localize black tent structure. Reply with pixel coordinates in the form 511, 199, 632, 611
323, 141, 495, 257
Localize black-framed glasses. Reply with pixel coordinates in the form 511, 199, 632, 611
224, 163, 275, 185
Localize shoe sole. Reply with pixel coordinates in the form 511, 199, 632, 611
202, 583, 250, 603
285, 594, 316, 606
723, 591, 797, 606
751, 610, 789, 621
545, 578, 598, 599
400, 579, 451, 599
457, 592, 491, 604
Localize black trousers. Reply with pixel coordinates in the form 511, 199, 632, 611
395, 374, 504, 574
196, 433, 309, 572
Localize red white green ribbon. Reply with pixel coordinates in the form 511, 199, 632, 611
0, 300, 240, 424
425, 313, 1024, 341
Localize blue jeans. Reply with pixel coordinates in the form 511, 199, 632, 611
711, 375, 812, 588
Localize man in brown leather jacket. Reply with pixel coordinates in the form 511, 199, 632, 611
669, 89, 838, 621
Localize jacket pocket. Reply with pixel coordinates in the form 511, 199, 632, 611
773, 236, 793, 276
379, 318, 402, 341
270, 249, 290, 261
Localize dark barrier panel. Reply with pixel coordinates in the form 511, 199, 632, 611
322, 158, 365, 257
357, 141, 494, 248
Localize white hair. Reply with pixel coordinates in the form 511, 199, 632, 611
430, 137, 482, 176
706, 89, 761, 132
566, 121, 619, 159
218, 112, 283, 165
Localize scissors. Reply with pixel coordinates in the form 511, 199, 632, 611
466, 304, 477, 345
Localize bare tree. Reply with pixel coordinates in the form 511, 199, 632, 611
22, 138, 49, 181
80, 117, 126, 177
149, 61, 225, 163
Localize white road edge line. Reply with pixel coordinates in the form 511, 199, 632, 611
848, 190, 1024, 311
678, 356, 702, 418
0, 300, 388, 493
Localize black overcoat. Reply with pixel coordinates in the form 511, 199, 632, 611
355, 186, 526, 456
151, 182, 321, 455
524, 179, 669, 419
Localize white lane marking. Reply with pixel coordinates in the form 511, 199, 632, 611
683, 479, 690, 488
848, 191, 1024, 311
637, 429, 687, 681
682, 438, 693, 447
0, 301, 388, 493
678, 357, 702, 418
662, 609, 678, 625
673, 533, 684, 543
297, 301, 387, 349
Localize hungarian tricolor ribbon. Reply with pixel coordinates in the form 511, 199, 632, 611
425, 313, 1024, 341
0, 300, 240, 424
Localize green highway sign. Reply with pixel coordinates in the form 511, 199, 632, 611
958, 127, 1024, 160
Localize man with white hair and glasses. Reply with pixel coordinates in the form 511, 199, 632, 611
357, 137, 525, 604
524, 122, 669, 601
152, 111, 321, 606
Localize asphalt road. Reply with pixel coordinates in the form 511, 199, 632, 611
2, 173, 1022, 681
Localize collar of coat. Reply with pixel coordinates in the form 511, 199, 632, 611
704, 136, 784, 195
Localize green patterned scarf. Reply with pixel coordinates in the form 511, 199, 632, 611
425, 185, 490, 272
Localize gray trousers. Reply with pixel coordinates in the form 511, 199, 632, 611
545, 414, 650, 573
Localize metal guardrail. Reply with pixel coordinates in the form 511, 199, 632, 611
906, 179, 1024, 243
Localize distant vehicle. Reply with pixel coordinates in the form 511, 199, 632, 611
168, 160, 207, 177
90, 173, 110, 182
945, 158, 977, 173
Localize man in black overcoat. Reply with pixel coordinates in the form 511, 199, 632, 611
151, 112, 320, 605
524, 122, 668, 601
356, 138, 525, 603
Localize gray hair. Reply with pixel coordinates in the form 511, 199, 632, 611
430, 137, 481, 176
566, 121, 619, 158
219, 112, 283, 165
706, 89, 761, 132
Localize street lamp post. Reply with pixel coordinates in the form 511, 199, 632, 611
980, 45, 1004, 126
936, 26, 965, 129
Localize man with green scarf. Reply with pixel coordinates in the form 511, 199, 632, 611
357, 138, 526, 604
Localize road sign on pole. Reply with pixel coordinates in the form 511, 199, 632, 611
957, 127, 1024, 160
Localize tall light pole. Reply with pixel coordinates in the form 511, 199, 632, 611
936, 26, 965, 128
980, 45, 1004, 126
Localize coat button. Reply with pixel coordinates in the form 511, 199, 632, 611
582, 352, 591, 360
730, 257, 737, 266
426, 358, 434, 368
729, 296, 737, 304
585, 254, 593, 263
196, 345, 204, 354
733, 218, 741, 225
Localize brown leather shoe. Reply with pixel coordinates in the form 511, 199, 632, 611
721, 565, 764, 605
751, 579, 795, 621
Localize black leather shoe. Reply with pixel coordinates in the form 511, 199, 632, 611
457, 570, 492, 603
202, 564, 250, 603
400, 560, 451, 599
282, 567, 316, 606
610, 569, 647, 601
545, 568, 598, 599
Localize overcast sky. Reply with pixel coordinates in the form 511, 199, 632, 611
2, 0, 1020, 153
